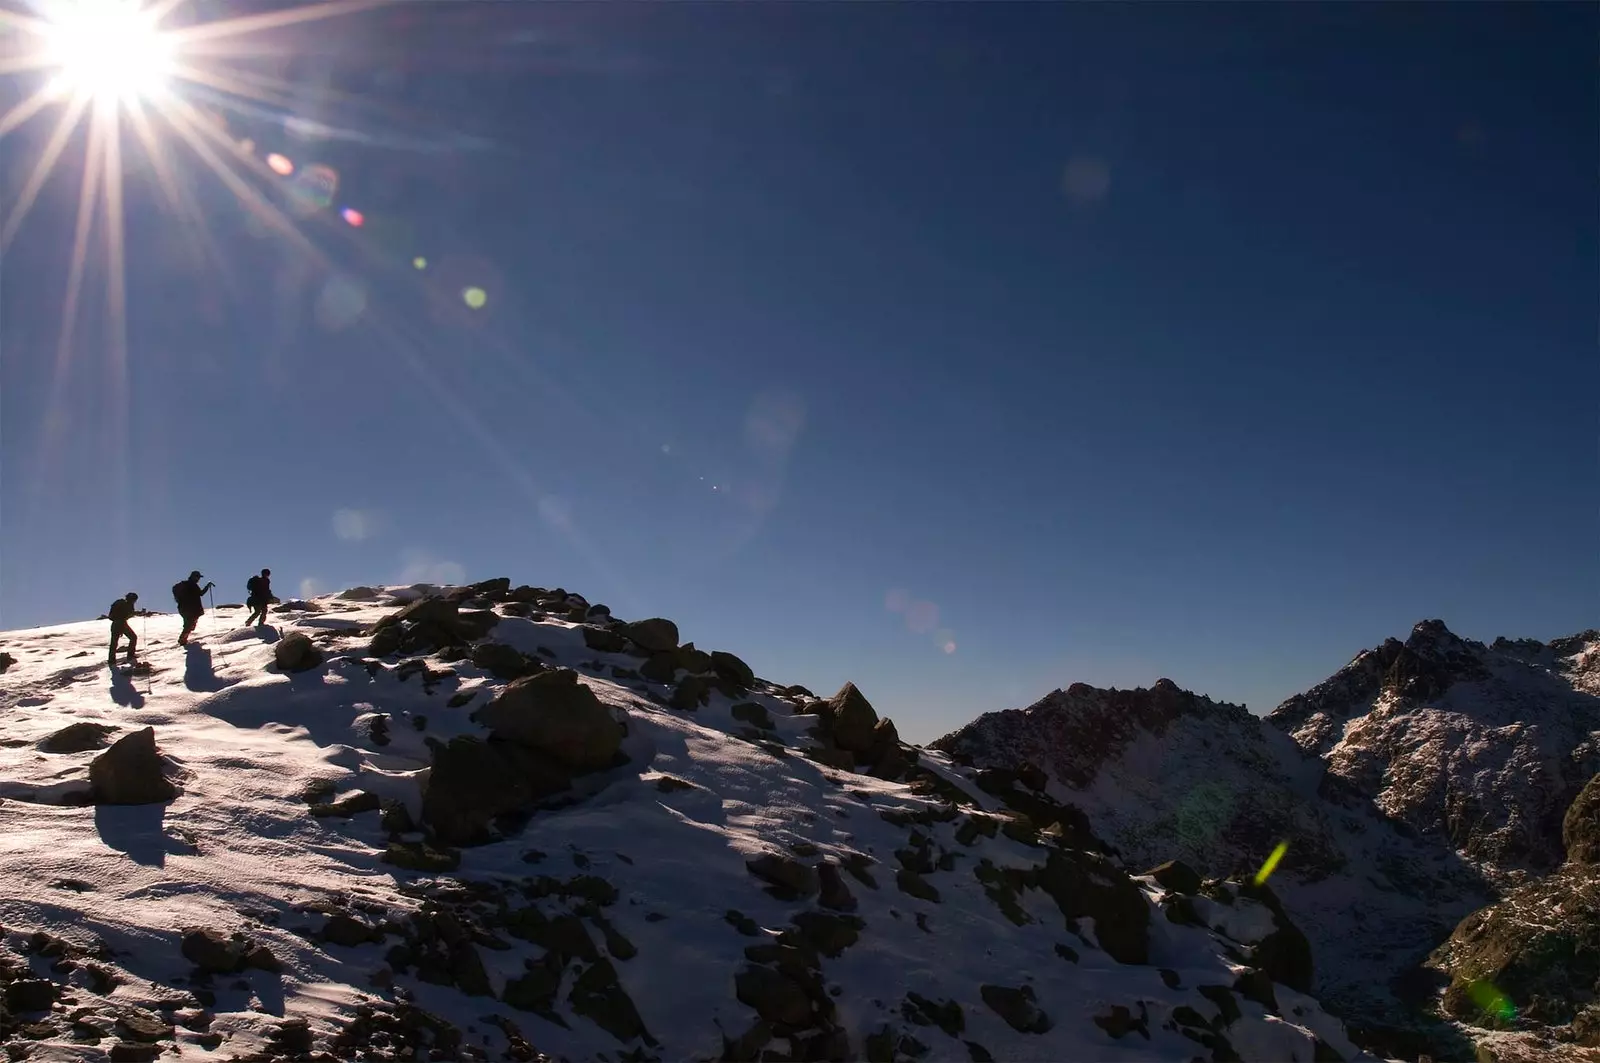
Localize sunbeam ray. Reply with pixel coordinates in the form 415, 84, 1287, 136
169, 0, 389, 46
0, 85, 54, 138
2, 92, 90, 247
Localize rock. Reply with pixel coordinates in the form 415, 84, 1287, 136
712, 650, 756, 689
677, 644, 714, 675
339, 586, 380, 600
470, 641, 544, 680
0, 651, 15, 674
4, 980, 57, 1012
309, 790, 382, 818
180, 929, 249, 973
1565, 774, 1600, 865
731, 702, 774, 730
455, 609, 501, 640
1092, 1004, 1147, 1039
273, 632, 323, 673
806, 746, 857, 772
623, 618, 679, 654
475, 669, 625, 771
1035, 850, 1149, 965
788, 911, 864, 957
817, 862, 858, 912
671, 675, 712, 711
587, 603, 612, 620
746, 853, 819, 898
896, 869, 941, 902
1016, 761, 1049, 791
471, 577, 512, 598
40, 721, 116, 753
582, 627, 629, 653
383, 840, 461, 872
567, 958, 655, 1045
89, 728, 176, 805
735, 965, 813, 1027
323, 914, 378, 947
980, 984, 1051, 1034
451, 942, 494, 998
1239, 883, 1315, 994
866, 717, 901, 769
639, 652, 680, 683
825, 682, 880, 753
115, 1010, 174, 1043
420, 735, 572, 845
107, 1044, 161, 1063
1145, 859, 1204, 896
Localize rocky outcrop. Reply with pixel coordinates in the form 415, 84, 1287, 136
274, 632, 323, 673
474, 670, 624, 771
39, 721, 116, 753
89, 728, 176, 805
1565, 774, 1600, 865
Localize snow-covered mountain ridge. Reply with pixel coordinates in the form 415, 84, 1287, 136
934, 620, 1600, 1062
0, 580, 1368, 1063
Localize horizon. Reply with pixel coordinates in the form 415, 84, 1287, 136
2, 1, 1595, 743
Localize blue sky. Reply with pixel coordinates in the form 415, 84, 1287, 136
1, 2, 1594, 741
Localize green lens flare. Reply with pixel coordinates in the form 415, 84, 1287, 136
462, 286, 487, 309
1466, 980, 1515, 1022
1253, 840, 1288, 886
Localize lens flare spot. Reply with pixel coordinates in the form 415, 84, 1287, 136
314, 274, 367, 331
1466, 980, 1516, 1023
462, 286, 488, 310
413, 256, 427, 270
287, 162, 338, 216
1254, 840, 1289, 886
266, 153, 294, 176
238, 138, 256, 155
340, 207, 365, 227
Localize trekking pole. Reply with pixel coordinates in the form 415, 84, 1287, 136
208, 587, 215, 629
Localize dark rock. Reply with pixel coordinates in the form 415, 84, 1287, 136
420, 735, 571, 845
1035, 850, 1149, 965
456, 609, 501, 640
677, 645, 714, 675
567, 958, 655, 1045
623, 618, 679, 654
323, 914, 378, 947
788, 912, 864, 957
807, 746, 857, 771
639, 652, 679, 683
817, 862, 858, 912
451, 942, 493, 998
822, 682, 879, 753
903, 991, 964, 1037
712, 650, 755, 688
89, 728, 176, 805
383, 840, 461, 872
1145, 859, 1204, 896
1092, 1004, 1148, 1039
747, 853, 819, 898
582, 627, 629, 654
1239, 883, 1315, 994
1565, 774, 1600, 865
895, 869, 940, 902
273, 631, 323, 673
475, 669, 625, 771
0, 651, 14, 674
670, 675, 711, 711
1234, 968, 1278, 1013
107, 1044, 161, 1063
731, 702, 774, 730
735, 965, 812, 1026
471, 578, 512, 598
587, 603, 612, 620
4, 980, 57, 1012
470, 641, 544, 680
40, 722, 116, 754
115, 1010, 174, 1043
309, 790, 382, 818
1016, 761, 1049, 791
979, 984, 1051, 1034
180, 929, 249, 973
724, 910, 761, 936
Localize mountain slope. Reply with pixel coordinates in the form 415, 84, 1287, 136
0, 582, 1367, 1062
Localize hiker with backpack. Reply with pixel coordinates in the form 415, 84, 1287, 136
172, 570, 214, 646
108, 592, 139, 666
245, 568, 273, 627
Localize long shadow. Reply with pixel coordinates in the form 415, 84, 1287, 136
108, 671, 145, 709
183, 645, 235, 693
94, 802, 171, 867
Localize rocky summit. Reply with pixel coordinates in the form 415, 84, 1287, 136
0, 579, 1370, 1062
935, 620, 1600, 1062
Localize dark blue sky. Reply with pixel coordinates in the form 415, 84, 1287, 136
2, 1, 1594, 739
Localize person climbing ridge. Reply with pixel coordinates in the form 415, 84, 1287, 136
245, 568, 273, 627
172, 570, 214, 646
107, 592, 139, 666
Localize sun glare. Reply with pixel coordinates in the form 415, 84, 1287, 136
42, 0, 175, 104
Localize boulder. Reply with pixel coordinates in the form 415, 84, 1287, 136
1017, 761, 1050, 792
40, 721, 116, 754
180, 929, 253, 974
731, 702, 774, 730
639, 652, 680, 683
475, 670, 625, 771
89, 728, 176, 805
455, 609, 501, 641
747, 853, 819, 897
471, 577, 512, 599
677, 645, 714, 675
470, 642, 544, 681
712, 650, 756, 689
671, 675, 712, 711
1145, 859, 1203, 896
586, 603, 612, 620
0, 651, 16, 674
735, 965, 813, 1027
273, 632, 323, 673
421, 736, 572, 845
1565, 774, 1600, 865
825, 683, 880, 753
979, 984, 1051, 1034
624, 618, 679, 654
1035, 850, 1149, 965
582, 626, 629, 654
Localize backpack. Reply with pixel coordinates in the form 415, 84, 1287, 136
247, 576, 262, 597
109, 599, 132, 622
172, 581, 187, 606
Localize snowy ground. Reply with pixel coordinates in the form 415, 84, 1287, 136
0, 586, 1372, 1061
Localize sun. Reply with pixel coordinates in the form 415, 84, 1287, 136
41, 0, 176, 105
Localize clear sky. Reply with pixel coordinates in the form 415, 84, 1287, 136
1, 2, 1594, 741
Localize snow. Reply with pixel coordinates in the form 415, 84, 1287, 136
0, 589, 1375, 1061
